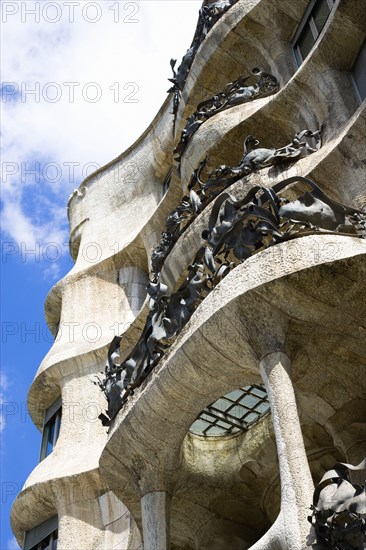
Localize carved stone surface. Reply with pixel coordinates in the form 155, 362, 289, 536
167, 0, 239, 121
99, 176, 365, 424
174, 69, 279, 162
309, 459, 366, 550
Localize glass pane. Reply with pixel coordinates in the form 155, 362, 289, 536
244, 412, 259, 424
250, 386, 266, 398
298, 25, 316, 61
227, 404, 247, 420
206, 425, 229, 436
216, 420, 232, 430
200, 412, 215, 423
46, 420, 56, 456
256, 402, 270, 414
190, 419, 210, 433
294, 45, 303, 67
54, 412, 61, 445
240, 394, 259, 408
224, 389, 243, 401
212, 398, 232, 412
312, 0, 331, 33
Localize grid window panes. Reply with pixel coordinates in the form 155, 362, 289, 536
40, 398, 62, 461
190, 385, 270, 436
293, 0, 335, 66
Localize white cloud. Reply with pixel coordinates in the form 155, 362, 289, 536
1, 0, 202, 269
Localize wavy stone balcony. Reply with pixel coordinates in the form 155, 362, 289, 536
100, 235, 366, 548
180, 72, 363, 206
175, 0, 301, 133
176, 0, 364, 131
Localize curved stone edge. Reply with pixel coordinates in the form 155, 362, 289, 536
68, 95, 173, 211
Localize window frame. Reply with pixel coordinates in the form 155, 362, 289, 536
351, 40, 366, 103
39, 397, 62, 462
23, 516, 58, 550
292, 0, 335, 66
163, 168, 172, 195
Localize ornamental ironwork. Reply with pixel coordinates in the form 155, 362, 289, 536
98, 176, 365, 424
174, 69, 279, 164
309, 459, 366, 549
151, 128, 322, 281
168, 0, 239, 122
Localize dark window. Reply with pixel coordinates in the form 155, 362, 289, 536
23, 517, 58, 550
312, 0, 331, 33
40, 397, 61, 461
297, 25, 316, 62
352, 41, 366, 102
293, 0, 335, 66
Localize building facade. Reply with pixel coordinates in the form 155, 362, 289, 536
11, 0, 365, 549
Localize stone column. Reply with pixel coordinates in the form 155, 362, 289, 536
141, 491, 171, 550
259, 352, 314, 549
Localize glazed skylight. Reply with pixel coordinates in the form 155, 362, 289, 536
190, 385, 270, 436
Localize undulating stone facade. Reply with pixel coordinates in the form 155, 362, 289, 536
11, 1, 365, 549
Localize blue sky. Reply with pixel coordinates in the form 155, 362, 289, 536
0, 2, 201, 547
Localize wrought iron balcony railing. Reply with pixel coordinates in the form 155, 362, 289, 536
98, 175, 365, 424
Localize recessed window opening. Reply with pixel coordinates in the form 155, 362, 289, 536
190, 385, 270, 436
163, 168, 172, 195
23, 516, 58, 550
40, 397, 62, 461
352, 41, 366, 102
293, 0, 335, 66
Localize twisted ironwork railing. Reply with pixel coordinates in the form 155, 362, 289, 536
151, 128, 322, 281
168, 0, 240, 123
98, 175, 365, 424
174, 68, 279, 165
309, 459, 366, 549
